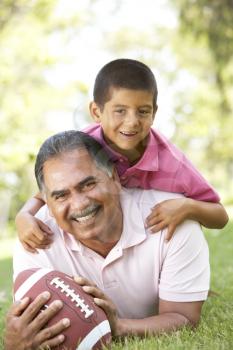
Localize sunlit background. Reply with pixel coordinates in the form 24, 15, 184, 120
1, 0, 233, 236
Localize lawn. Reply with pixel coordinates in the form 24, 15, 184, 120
0, 222, 233, 350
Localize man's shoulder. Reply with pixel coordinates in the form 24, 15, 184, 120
124, 188, 184, 204
121, 188, 184, 221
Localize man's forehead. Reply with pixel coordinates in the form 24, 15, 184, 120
43, 149, 100, 185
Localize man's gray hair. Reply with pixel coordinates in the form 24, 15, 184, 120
35, 130, 114, 191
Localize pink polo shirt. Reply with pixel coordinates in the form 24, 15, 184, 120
13, 189, 210, 319
83, 124, 220, 202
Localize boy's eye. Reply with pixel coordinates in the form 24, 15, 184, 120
114, 109, 125, 115
139, 110, 151, 116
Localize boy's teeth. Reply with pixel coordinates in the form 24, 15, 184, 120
121, 131, 137, 135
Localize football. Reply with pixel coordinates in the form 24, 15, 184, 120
14, 268, 112, 350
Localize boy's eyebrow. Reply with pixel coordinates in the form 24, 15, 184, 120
112, 103, 153, 109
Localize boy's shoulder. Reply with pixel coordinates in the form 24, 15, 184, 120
149, 128, 185, 161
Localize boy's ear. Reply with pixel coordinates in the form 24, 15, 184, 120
152, 104, 158, 122
89, 101, 102, 123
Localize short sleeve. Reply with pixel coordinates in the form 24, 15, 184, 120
175, 155, 220, 202
159, 220, 210, 302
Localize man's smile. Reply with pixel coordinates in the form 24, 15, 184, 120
70, 204, 102, 225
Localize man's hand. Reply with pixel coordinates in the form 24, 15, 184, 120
4, 292, 70, 350
146, 198, 189, 240
16, 212, 53, 253
74, 276, 121, 337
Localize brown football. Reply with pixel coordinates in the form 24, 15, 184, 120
14, 268, 112, 350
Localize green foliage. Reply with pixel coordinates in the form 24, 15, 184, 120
1, 222, 233, 349
0, 0, 89, 221
169, 0, 233, 199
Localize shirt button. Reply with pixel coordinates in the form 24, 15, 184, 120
119, 158, 124, 163
121, 176, 126, 180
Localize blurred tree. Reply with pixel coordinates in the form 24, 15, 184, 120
0, 0, 89, 229
169, 0, 233, 198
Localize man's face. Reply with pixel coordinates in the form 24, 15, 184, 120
42, 148, 122, 245
90, 88, 156, 162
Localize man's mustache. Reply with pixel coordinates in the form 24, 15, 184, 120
69, 203, 101, 220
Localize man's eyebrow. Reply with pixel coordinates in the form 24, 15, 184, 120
50, 189, 67, 198
78, 176, 97, 188
49, 176, 98, 198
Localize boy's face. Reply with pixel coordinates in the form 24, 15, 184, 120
90, 88, 157, 161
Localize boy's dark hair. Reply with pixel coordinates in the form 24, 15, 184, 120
93, 58, 158, 110
35, 130, 114, 191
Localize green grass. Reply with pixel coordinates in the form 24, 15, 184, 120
0, 224, 233, 350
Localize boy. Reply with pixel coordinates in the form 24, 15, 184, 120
16, 59, 228, 252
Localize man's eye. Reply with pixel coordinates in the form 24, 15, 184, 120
55, 193, 66, 200
83, 182, 96, 191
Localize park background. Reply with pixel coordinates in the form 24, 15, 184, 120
0, 0, 233, 349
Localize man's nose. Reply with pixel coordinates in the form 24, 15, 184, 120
70, 192, 90, 212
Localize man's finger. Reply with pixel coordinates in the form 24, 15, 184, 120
74, 276, 96, 287
20, 292, 51, 324
38, 317, 70, 347
29, 300, 64, 332
7, 297, 30, 318
40, 334, 66, 349
82, 285, 105, 299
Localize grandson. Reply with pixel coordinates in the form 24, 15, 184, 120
16, 58, 228, 252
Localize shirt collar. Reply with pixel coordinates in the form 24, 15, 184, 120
117, 188, 147, 249
97, 126, 159, 171
61, 188, 147, 253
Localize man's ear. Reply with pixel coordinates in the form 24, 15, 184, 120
89, 101, 102, 123
111, 168, 122, 193
42, 192, 54, 218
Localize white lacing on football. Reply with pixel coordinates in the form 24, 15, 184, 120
50, 277, 94, 318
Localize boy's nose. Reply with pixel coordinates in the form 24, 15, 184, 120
125, 111, 139, 127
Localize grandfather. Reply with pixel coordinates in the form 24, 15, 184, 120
10, 130, 209, 346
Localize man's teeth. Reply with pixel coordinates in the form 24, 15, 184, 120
72, 205, 100, 223
75, 211, 96, 223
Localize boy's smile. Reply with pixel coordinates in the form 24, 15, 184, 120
90, 88, 156, 163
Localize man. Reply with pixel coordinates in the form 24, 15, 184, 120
5, 130, 210, 349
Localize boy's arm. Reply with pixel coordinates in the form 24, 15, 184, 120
147, 151, 228, 239
146, 198, 228, 240
15, 193, 53, 253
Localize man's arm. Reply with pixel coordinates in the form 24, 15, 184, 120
110, 299, 203, 336
77, 218, 209, 337
76, 277, 203, 337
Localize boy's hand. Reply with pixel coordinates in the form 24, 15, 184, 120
16, 212, 53, 253
146, 198, 189, 241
